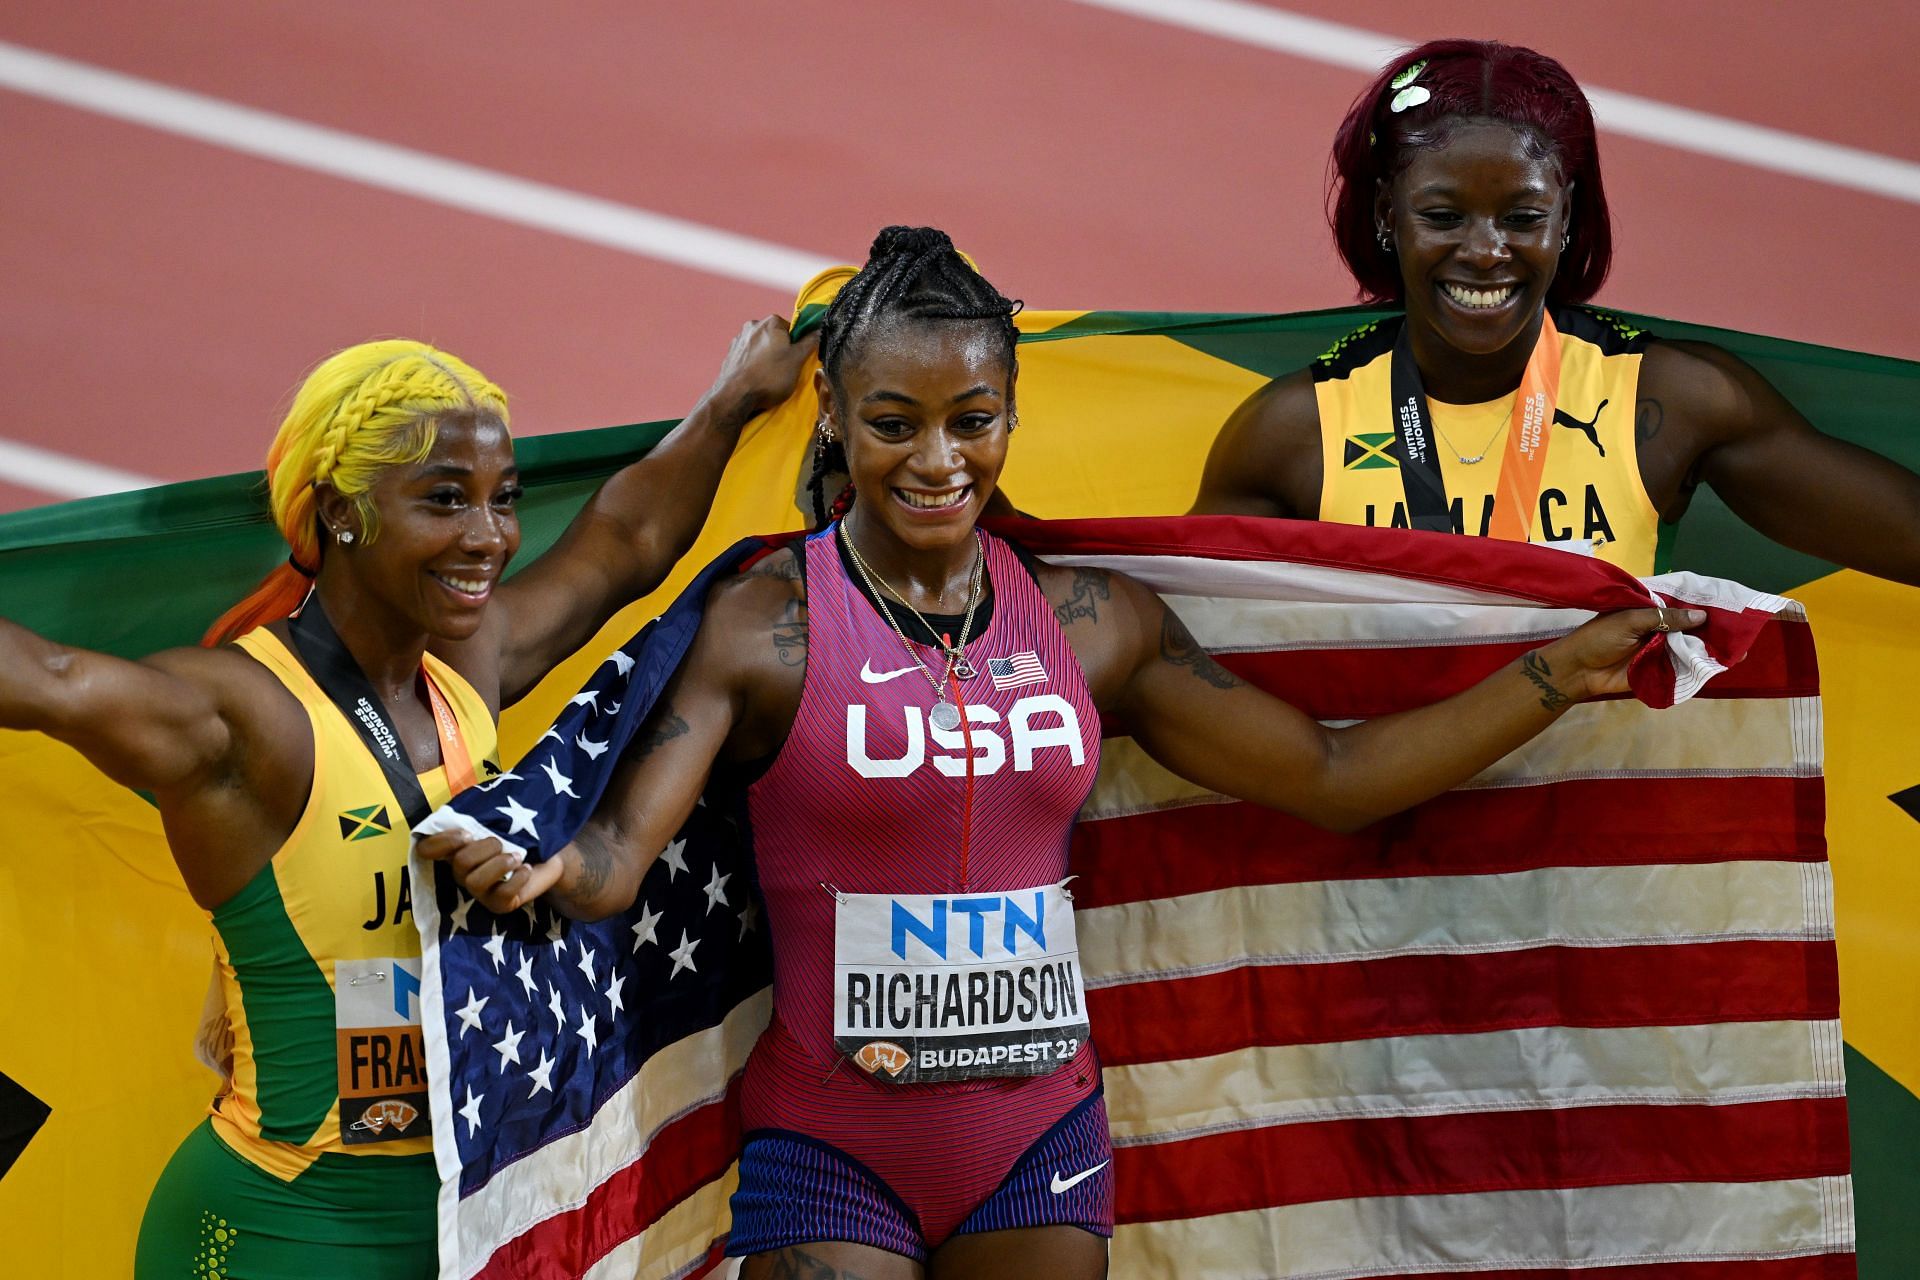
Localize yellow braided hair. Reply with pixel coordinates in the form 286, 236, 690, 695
203, 340, 509, 645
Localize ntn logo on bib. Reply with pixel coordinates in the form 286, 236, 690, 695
834, 885, 1089, 1084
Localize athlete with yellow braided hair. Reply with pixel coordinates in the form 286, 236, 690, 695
0, 321, 813, 1276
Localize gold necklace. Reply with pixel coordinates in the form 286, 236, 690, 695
840, 525, 985, 733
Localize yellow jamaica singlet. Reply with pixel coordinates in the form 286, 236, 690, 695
1314, 305, 1671, 575
209, 628, 498, 1181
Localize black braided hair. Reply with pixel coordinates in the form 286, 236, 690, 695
807, 226, 1021, 527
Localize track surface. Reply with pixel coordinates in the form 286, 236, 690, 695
0, 1, 1914, 512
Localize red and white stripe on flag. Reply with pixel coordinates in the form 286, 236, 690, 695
1011, 516, 1852, 1278
440, 516, 1848, 1279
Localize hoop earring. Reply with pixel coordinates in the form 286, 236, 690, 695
1008, 411, 1020, 434
1376, 228, 1394, 254
1560, 232, 1571, 252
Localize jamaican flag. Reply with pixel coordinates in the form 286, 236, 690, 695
1, 301, 1915, 1276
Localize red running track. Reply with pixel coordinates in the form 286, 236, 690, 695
0, 0, 1914, 512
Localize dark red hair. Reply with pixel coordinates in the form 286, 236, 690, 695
1329, 39, 1613, 306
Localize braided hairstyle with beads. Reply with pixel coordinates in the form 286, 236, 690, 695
202, 340, 509, 645
806, 226, 1021, 526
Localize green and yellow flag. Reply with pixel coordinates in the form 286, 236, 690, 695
2, 303, 1915, 1275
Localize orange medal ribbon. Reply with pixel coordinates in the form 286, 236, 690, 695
422, 671, 478, 796
1485, 309, 1564, 544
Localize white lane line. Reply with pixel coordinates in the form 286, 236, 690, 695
0, 437, 163, 500
1068, 0, 1920, 205
0, 40, 842, 503
0, 41, 838, 292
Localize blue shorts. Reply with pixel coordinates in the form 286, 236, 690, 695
726, 1089, 1114, 1262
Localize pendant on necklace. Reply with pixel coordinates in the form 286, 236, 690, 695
950, 655, 977, 681
1458, 454, 1485, 465
930, 700, 961, 732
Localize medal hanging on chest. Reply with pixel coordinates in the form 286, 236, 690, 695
840, 524, 986, 732
1386, 309, 1565, 542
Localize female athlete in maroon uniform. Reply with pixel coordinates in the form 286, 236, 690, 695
425, 226, 1695, 1279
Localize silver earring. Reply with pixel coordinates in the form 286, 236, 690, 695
1560, 232, 1571, 252
1008, 411, 1020, 434
337, 529, 355, 545
1377, 228, 1393, 253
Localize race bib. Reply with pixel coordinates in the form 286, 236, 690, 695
833, 882, 1090, 1084
335, 957, 430, 1144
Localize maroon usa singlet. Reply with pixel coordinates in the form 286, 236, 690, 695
736, 524, 1104, 1249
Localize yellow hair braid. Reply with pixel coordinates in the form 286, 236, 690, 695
204, 340, 509, 645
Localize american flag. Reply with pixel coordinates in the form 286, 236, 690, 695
413, 516, 1852, 1279
986, 650, 1048, 691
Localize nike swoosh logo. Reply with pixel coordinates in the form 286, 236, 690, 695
1049, 1160, 1110, 1194
860, 660, 920, 684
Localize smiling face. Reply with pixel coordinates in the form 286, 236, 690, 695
819, 317, 1013, 561
323, 414, 522, 641
1382, 120, 1572, 361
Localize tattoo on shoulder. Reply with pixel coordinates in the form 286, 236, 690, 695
629, 701, 689, 760
1634, 397, 1664, 443
753, 551, 801, 582
1053, 568, 1111, 628
1520, 650, 1571, 712
1158, 609, 1242, 690
772, 593, 808, 668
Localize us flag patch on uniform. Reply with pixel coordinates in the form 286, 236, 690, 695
987, 652, 1047, 690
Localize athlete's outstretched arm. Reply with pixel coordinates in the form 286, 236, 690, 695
1648, 341, 1920, 586
0, 616, 232, 792
487, 319, 817, 702
423, 552, 807, 917
1066, 568, 1696, 833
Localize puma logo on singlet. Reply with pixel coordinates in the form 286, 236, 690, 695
1552, 399, 1609, 455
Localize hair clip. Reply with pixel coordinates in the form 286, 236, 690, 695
1388, 59, 1430, 113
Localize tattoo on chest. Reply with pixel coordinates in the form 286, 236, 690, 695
1159, 610, 1242, 690
1520, 650, 1572, 712
1053, 569, 1111, 627
1634, 397, 1665, 443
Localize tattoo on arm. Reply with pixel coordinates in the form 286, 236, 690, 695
1053, 569, 1111, 627
1635, 397, 1664, 443
1158, 609, 1242, 690
568, 826, 616, 903
628, 701, 689, 761
1520, 650, 1572, 712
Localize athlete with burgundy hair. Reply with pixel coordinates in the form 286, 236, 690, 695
427, 226, 1700, 1279
1195, 39, 1920, 584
